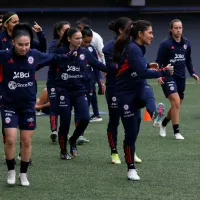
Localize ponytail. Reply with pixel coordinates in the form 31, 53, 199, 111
113, 21, 134, 63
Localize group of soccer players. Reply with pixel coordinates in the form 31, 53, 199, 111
0, 12, 198, 186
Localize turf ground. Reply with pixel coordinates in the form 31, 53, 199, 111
0, 79, 200, 200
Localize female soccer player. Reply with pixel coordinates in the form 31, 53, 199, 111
48, 21, 71, 53
51, 27, 107, 159
0, 23, 77, 186
113, 20, 174, 180
103, 17, 142, 164
47, 21, 70, 143
0, 12, 47, 51
75, 26, 104, 145
156, 19, 199, 139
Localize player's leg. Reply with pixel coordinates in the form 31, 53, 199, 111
69, 94, 90, 157
47, 87, 58, 143
134, 109, 142, 163
160, 79, 184, 139
57, 89, 72, 159
1, 106, 18, 185
105, 89, 121, 164
118, 92, 140, 181
18, 109, 36, 186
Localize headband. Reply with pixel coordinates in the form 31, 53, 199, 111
4, 14, 17, 26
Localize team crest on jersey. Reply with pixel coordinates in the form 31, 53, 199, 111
183, 44, 187, 49
28, 56, 34, 64
5, 117, 11, 124
88, 47, 93, 52
124, 104, 129, 110
60, 96, 65, 101
51, 88, 55, 92
80, 54, 85, 60
112, 97, 117, 102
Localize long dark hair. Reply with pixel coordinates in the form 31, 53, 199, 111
12, 23, 33, 42
169, 19, 182, 36
56, 27, 79, 48
53, 21, 71, 39
108, 17, 131, 36
113, 20, 152, 63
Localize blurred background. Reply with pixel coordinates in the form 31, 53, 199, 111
1, 0, 200, 79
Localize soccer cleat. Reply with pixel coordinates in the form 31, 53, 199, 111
69, 138, 78, 157
70, 145, 78, 157
159, 125, 167, 137
60, 152, 72, 160
19, 173, 30, 186
50, 131, 58, 143
90, 115, 103, 122
153, 103, 166, 128
111, 153, 121, 164
127, 169, 140, 181
7, 170, 16, 185
174, 133, 184, 140
76, 136, 90, 145
134, 153, 142, 163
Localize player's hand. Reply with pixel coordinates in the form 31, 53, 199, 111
149, 62, 159, 70
73, 51, 78, 56
32, 21, 42, 32
192, 74, 199, 83
158, 77, 164, 84
166, 64, 174, 75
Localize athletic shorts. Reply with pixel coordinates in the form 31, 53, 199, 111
1, 106, 36, 130
162, 77, 186, 99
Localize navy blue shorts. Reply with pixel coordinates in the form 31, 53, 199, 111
162, 77, 186, 99
1, 106, 36, 130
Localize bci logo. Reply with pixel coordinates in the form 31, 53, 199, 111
66, 65, 80, 72
13, 72, 30, 79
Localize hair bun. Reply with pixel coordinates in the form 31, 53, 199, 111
108, 21, 115, 31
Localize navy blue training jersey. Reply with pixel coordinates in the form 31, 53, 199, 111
103, 37, 118, 88
116, 41, 170, 92
48, 39, 58, 54
85, 45, 98, 80
46, 39, 59, 88
0, 48, 75, 108
156, 36, 195, 78
0, 31, 47, 52
51, 44, 107, 92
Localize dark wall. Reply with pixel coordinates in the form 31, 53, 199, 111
18, 12, 199, 80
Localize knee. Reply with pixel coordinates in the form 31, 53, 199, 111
124, 134, 137, 145
5, 138, 16, 147
171, 98, 181, 110
21, 138, 31, 149
109, 117, 120, 126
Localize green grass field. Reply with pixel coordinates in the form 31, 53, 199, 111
0, 79, 200, 200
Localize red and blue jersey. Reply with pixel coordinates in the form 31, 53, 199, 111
0, 48, 75, 108
156, 36, 195, 78
116, 41, 170, 92
50, 45, 107, 92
